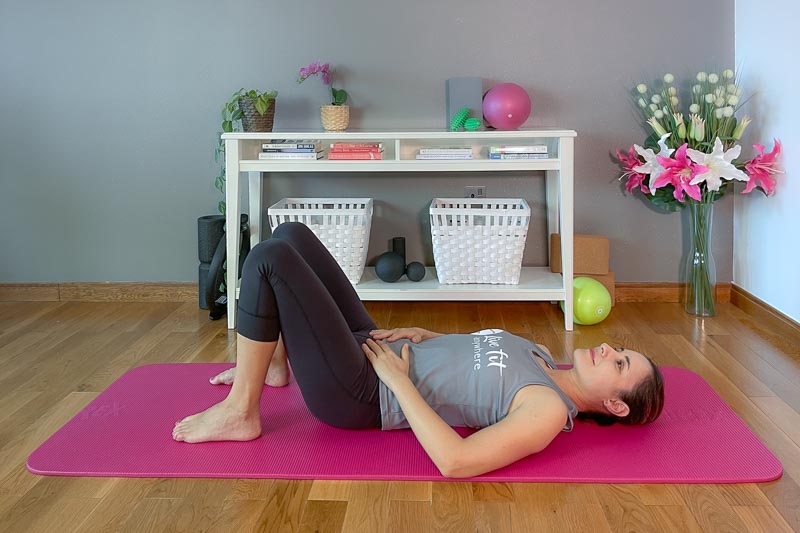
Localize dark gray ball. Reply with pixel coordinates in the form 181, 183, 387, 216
406, 262, 425, 282
375, 252, 405, 282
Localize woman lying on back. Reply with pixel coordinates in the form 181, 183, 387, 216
172, 222, 664, 478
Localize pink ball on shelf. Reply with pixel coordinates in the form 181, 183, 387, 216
482, 83, 532, 130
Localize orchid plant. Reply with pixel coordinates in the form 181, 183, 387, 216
614, 69, 784, 317
297, 61, 348, 106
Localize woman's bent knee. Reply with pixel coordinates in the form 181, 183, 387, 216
243, 239, 293, 275
272, 221, 314, 242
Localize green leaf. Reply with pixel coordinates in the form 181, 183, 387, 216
223, 120, 233, 132
232, 109, 243, 120
218, 201, 226, 215
332, 88, 348, 105
254, 98, 267, 115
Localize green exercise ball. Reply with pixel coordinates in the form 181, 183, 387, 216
560, 277, 612, 325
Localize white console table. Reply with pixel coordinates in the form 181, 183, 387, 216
222, 129, 576, 330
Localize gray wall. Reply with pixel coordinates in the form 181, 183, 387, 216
0, 0, 734, 283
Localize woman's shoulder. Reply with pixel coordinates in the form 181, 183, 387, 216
510, 384, 569, 420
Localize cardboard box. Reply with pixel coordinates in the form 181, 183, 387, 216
549, 234, 609, 275
580, 271, 615, 305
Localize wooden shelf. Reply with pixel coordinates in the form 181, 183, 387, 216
222, 129, 576, 329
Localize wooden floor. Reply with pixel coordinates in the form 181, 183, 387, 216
1, 300, 799, 532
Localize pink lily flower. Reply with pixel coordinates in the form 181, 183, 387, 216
654, 144, 708, 202
743, 140, 782, 196
616, 146, 650, 194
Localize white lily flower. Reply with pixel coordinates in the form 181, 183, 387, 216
727, 84, 737, 94
727, 95, 739, 106
637, 84, 648, 94
689, 103, 700, 113
670, 96, 679, 107
633, 134, 674, 193
708, 73, 719, 84
705, 94, 714, 104
638, 97, 647, 108
723, 106, 734, 118
697, 72, 708, 82
723, 69, 734, 79
651, 94, 662, 104
668, 87, 677, 96
663, 73, 675, 83
692, 84, 702, 94
686, 137, 749, 191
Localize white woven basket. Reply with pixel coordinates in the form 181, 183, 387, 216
430, 198, 530, 284
268, 198, 373, 284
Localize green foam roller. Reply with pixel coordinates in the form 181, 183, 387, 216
450, 107, 470, 131
464, 118, 481, 131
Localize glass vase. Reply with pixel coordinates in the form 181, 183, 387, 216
684, 202, 717, 317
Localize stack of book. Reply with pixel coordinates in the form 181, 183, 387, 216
415, 147, 473, 160
258, 140, 324, 160
488, 144, 549, 160
328, 142, 384, 160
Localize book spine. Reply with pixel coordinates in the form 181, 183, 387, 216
489, 145, 548, 153
415, 154, 473, 160
488, 153, 549, 160
328, 147, 384, 153
327, 152, 383, 160
418, 148, 473, 155
329, 143, 383, 149
258, 152, 323, 160
262, 148, 321, 153
262, 143, 319, 149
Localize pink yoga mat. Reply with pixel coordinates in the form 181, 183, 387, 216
28, 364, 782, 483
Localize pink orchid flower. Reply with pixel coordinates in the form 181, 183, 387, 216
654, 144, 708, 202
743, 140, 782, 196
616, 146, 650, 194
298, 61, 331, 83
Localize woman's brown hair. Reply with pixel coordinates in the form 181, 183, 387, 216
577, 356, 665, 426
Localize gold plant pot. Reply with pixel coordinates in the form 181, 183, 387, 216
320, 105, 350, 131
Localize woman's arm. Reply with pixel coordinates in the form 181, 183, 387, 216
362, 339, 566, 478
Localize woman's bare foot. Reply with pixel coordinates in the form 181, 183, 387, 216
210, 361, 290, 387
172, 400, 261, 443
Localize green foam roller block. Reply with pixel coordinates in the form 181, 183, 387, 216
464, 118, 481, 131
450, 107, 470, 131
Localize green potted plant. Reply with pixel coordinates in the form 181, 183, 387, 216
215, 88, 278, 214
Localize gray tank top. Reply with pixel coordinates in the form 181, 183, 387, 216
380, 329, 577, 431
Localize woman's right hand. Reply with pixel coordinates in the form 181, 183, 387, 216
370, 327, 426, 343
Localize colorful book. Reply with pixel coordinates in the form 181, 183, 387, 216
328, 147, 384, 153
258, 152, 325, 160
489, 145, 548, 154
327, 151, 383, 160
415, 153, 473, 160
262, 141, 321, 150
488, 153, 549, 160
329, 142, 383, 150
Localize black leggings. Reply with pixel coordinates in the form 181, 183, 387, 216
236, 222, 382, 429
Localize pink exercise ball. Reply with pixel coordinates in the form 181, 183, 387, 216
482, 83, 532, 130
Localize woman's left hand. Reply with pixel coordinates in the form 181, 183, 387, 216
362, 338, 410, 390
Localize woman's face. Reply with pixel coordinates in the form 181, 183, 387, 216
574, 343, 652, 411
